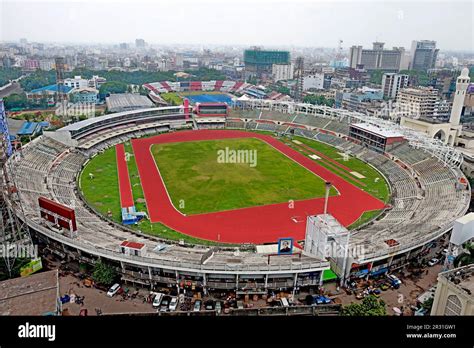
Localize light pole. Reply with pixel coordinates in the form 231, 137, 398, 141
323, 181, 331, 216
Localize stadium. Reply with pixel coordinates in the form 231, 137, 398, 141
3, 96, 470, 294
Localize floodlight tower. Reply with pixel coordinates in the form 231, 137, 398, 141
54, 57, 66, 104
0, 100, 32, 277
293, 57, 304, 102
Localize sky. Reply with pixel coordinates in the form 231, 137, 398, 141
0, 0, 472, 51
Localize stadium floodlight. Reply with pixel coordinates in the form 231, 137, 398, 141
323, 181, 331, 215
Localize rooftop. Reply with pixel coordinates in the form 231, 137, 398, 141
30, 84, 72, 94
0, 269, 59, 315
352, 122, 404, 138
439, 264, 474, 298
106, 93, 154, 111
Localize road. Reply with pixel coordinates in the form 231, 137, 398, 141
0, 82, 23, 99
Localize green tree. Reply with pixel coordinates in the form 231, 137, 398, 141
3, 93, 28, 109
303, 94, 334, 107
454, 242, 474, 267
99, 81, 128, 95
92, 260, 117, 286
421, 297, 434, 312
0, 68, 23, 86
369, 70, 384, 85
341, 295, 386, 316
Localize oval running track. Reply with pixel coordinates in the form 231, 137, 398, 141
131, 129, 386, 244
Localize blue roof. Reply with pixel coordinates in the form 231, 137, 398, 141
38, 121, 50, 128
30, 84, 72, 94
17, 121, 38, 136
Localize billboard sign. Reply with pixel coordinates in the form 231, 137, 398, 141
20, 258, 43, 277
38, 196, 77, 231
277, 238, 293, 255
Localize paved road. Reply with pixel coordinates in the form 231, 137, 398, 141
0, 82, 23, 99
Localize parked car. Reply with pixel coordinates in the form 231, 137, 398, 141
442, 249, 449, 255
107, 283, 121, 297
387, 275, 402, 289
168, 296, 178, 311
193, 300, 201, 312
313, 295, 332, 305
152, 293, 165, 308
280, 297, 290, 307
428, 258, 440, 266
160, 296, 171, 312
215, 301, 222, 314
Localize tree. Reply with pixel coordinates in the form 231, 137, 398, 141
454, 242, 474, 267
3, 93, 28, 109
341, 295, 386, 316
99, 81, 128, 95
303, 94, 335, 107
421, 297, 434, 312
92, 260, 117, 286
369, 70, 384, 85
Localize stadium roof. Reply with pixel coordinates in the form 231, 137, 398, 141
352, 122, 404, 138
106, 93, 154, 112
30, 84, 72, 94
60, 106, 181, 131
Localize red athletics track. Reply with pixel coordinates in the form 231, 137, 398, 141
131, 130, 386, 244
116, 144, 134, 208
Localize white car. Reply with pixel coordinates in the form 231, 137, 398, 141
168, 296, 178, 311
107, 283, 121, 297
193, 300, 201, 312
152, 293, 165, 308
428, 258, 440, 266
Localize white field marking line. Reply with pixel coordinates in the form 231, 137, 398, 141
147, 142, 187, 217
255, 136, 341, 197
116, 144, 129, 208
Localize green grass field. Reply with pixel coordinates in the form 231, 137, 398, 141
283, 136, 390, 203
151, 138, 336, 215
79, 131, 390, 243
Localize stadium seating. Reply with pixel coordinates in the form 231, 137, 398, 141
8, 106, 470, 271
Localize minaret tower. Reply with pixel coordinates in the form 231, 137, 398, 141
450, 67, 470, 126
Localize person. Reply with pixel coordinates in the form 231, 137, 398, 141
279, 240, 291, 253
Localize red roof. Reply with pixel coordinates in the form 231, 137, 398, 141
120, 241, 145, 249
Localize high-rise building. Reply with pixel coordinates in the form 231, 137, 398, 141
396, 86, 440, 119
272, 63, 294, 82
410, 40, 439, 71
244, 48, 290, 79
349, 43, 402, 71
135, 39, 146, 48
303, 73, 325, 91
381, 73, 409, 99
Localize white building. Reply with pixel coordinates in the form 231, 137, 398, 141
381, 73, 409, 99
303, 73, 325, 91
39, 59, 55, 71
63, 76, 89, 89
272, 63, 294, 82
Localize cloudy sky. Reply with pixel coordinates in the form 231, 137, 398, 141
0, 0, 472, 51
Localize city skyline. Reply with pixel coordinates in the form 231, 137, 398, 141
1, 0, 473, 51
